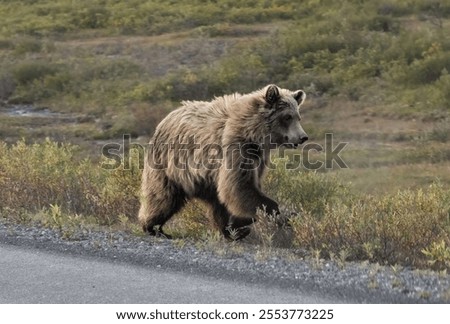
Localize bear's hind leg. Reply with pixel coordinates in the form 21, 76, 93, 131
141, 194, 185, 239
139, 174, 186, 239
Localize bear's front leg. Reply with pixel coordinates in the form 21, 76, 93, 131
244, 190, 280, 217
218, 142, 280, 220
218, 168, 280, 220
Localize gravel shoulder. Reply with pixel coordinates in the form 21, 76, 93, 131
0, 220, 448, 303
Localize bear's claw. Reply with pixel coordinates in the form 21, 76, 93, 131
225, 226, 251, 241
147, 226, 173, 239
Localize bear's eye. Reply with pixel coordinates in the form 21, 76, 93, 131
284, 115, 293, 122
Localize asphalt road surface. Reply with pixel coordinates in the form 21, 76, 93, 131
0, 244, 333, 304
1, 222, 448, 303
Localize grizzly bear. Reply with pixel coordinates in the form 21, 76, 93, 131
138, 84, 308, 240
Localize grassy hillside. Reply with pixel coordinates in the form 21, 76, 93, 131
1, 1, 449, 128
0, 0, 450, 269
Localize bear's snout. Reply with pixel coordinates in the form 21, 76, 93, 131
291, 133, 309, 145
299, 135, 308, 144
283, 134, 308, 148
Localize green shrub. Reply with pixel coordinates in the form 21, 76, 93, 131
0, 38, 13, 49
42, 72, 72, 93
108, 111, 139, 138
407, 53, 450, 85
12, 62, 59, 85
11, 70, 72, 102
422, 240, 450, 270
376, 1, 420, 16
429, 119, 450, 143
13, 38, 42, 55
0, 73, 15, 100
128, 101, 173, 136
70, 7, 110, 29
0, 139, 90, 212
432, 69, 450, 108
81, 59, 141, 81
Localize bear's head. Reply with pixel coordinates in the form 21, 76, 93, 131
264, 84, 308, 148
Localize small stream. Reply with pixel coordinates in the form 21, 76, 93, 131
0, 104, 91, 125
2, 105, 64, 118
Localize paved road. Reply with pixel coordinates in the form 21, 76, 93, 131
0, 244, 334, 304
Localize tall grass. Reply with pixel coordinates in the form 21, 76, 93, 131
262, 158, 450, 268
1, 140, 449, 269
291, 184, 450, 268
0, 139, 140, 225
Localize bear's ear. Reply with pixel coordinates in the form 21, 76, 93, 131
292, 90, 306, 105
265, 84, 280, 105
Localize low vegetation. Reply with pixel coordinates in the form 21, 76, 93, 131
1, 140, 449, 269
0, 139, 140, 226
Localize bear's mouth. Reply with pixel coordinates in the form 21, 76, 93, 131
281, 143, 299, 149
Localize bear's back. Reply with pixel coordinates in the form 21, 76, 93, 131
154, 94, 243, 144
149, 95, 244, 195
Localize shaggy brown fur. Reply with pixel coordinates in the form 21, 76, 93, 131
139, 84, 308, 240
